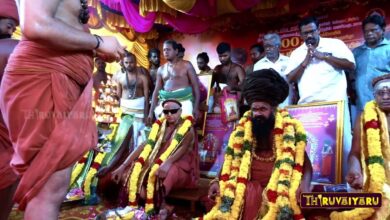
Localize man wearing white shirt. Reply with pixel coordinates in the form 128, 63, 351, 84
286, 17, 355, 104
285, 16, 355, 180
254, 33, 291, 107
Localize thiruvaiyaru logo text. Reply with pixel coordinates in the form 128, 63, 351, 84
300, 193, 382, 208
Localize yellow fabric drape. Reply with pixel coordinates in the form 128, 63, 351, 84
162, 0, 196, 13
140, 0, 177, 17
132, 40, 150, 69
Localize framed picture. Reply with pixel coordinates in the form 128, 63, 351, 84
197, 74, 213, 136
286, 101, 344, 184
198, 113, 235, 177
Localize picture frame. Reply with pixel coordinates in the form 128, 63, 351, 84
286, 101, 344, 184
198, 113, 235, 177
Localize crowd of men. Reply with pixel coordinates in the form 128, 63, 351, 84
0, 0, 390, 219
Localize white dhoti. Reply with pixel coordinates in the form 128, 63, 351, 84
120, 97, 146, 150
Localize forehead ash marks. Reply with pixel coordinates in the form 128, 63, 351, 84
374, 79, 390, 91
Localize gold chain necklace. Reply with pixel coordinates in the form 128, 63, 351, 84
251, 136, 276, 162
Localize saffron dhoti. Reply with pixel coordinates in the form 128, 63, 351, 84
0, 40, 97, 210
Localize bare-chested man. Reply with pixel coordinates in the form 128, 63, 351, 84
93, 57, 108, 103
93, 57, 108, 90
148, 39, 200, 123
0, 1, 19, 219
212, 42, 245, 102
0, 1, 125, 219
148, 48, 160, 86
117, 52, 149, 150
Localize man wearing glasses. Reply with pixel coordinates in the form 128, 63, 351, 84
285, 16, 355, 180
102, 99, 199, 219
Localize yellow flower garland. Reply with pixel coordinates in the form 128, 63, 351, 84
199, 109, 307, 220
127, 115, 194, 216
70, 152, 89, 186
83, 151, 106, 197
330, 101, 386, 220
127, 116, 163, 208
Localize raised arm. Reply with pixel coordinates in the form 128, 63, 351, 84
312, 50, 355, 72
20, 0, 124, 59
287, 49, 312, 83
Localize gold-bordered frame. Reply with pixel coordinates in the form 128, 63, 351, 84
286, 100, 344, 184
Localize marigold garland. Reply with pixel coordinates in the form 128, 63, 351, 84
198, 109, 307, 220
127, 115, 194, 216
83, 151, 106, 197
330, 101, 386, 220
69, 152, 89, 186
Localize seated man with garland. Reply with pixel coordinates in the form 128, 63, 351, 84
98, 99, 199, 220
335, 74, 390, 220
201, 69, 313, 220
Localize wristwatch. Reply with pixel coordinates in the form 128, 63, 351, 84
323, 52, 332, 59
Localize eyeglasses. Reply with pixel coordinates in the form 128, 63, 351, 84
375, 90, 390, 97
162, 108, 180, 115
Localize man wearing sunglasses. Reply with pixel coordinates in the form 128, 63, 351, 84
102, 99, 199, 219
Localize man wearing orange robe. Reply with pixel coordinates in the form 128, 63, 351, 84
0, 1, 19, 219
101, 99, 199, 219
0, 1, 125, 219
208, 69, 313, 219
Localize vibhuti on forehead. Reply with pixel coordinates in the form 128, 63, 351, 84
374, 79, 390, 91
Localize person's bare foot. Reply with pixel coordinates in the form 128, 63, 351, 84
158, 204, 174, 220
158, 208, 168, 220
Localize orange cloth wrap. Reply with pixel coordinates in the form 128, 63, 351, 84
0, 115, 17, 190
0, 40, 97, 210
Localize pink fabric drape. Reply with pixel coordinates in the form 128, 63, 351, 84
98, 0, 263, 34
100, 0, 157, 33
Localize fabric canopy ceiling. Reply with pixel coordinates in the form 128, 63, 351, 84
91, 0, 353, 35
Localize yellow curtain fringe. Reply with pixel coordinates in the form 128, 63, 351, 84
140, 0, 177, 17
162, 0, 196, 13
